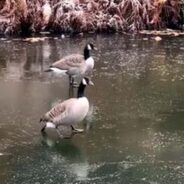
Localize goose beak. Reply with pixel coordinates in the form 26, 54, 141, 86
93, 47, 98, 51
89, 80, 94, 86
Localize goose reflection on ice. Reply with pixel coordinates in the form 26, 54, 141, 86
41, 133, 90, 181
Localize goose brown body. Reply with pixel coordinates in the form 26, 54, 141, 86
51, 54, 84, 70
40, 77, 92, 135
41, 97, 89, 127
46, 43, 96, 85
51, 54, 93, 77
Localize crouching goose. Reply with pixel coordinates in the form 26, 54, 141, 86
40, 77, 93, 137
45, 43, 97, 87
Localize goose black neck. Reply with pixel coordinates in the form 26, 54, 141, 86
84, 47, 90, 60
77, 82, 86, 98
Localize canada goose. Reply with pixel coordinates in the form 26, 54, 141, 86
40, 77, 93, 137
45, 43, 97, 86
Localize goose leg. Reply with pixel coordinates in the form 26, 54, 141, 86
69, 75, 73, 85
69, 75, 78, 88
69, 84, 74, 98
69, 75, 75, 86
72, 82, 79, 88
56, 128, 64, 138
71, 125, 84, 133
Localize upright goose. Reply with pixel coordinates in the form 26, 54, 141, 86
46, 43, 97, 86
40, 77, 93, 137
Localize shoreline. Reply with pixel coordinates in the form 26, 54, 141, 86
0, 29, 183, 41
0, 0, 183, 36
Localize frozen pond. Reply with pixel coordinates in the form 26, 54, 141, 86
1, 34, 184, 183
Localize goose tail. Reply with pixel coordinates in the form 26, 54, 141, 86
44, 67, 67, 74
44, 68, 53, 72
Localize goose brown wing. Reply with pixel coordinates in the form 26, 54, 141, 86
43, 98, 77, 123
51, 54, 84, 70
45, 102, 66, 121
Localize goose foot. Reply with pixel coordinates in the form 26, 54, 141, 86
56, 127, 74, 139
71, 126, 84, 133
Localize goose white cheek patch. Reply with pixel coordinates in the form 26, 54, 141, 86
87, 44, 92, 50
82, 78, 87, 85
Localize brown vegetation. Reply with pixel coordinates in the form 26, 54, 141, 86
0, 0, 183, 35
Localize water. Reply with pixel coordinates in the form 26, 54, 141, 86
1, 35, 184, 183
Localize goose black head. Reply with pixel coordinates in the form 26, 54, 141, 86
86, 43, 97, 51
78, 77, 94, 98
82, 77, 94, 86
84, 43, 97, 60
